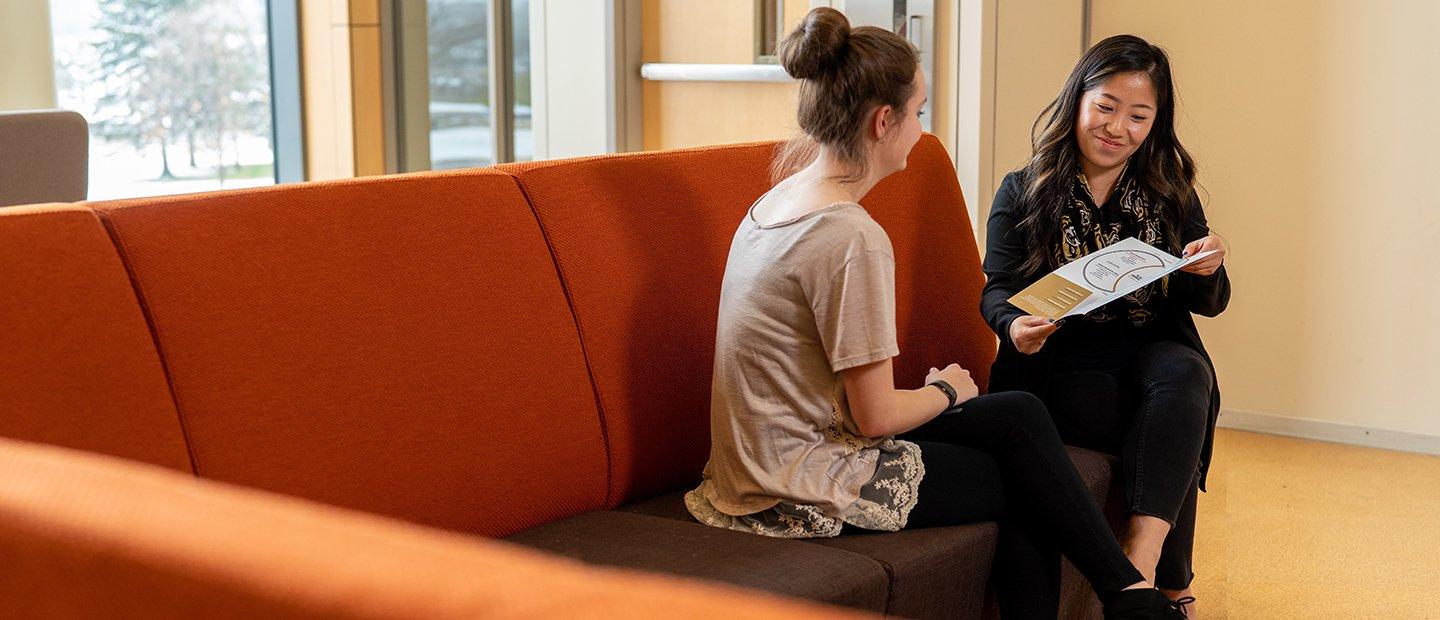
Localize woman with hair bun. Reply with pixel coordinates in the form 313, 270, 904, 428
983, 34, 1229, 618
687, 8, 1187, 619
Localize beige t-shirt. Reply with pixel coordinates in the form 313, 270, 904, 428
698, 200, 901, 516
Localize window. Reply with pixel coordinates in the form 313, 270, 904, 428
392, 0, 532, 171
755, 0, 784, 63
49, 0, 300, 200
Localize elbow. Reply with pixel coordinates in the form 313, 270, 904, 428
1199, 286, 1232, 317
1195, 301, 1228, 318
850, 407, 890, 438
852, 416, 880, 439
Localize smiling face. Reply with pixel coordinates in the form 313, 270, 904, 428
1074, 71, 1157, 175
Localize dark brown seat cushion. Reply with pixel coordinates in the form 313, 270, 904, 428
613, 447, 1123, 620
507, 510, 890, 612
618, 492, 996, 619
807, 527, 997, 619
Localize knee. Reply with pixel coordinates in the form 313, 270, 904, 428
1136, 352, 1211, 432
1171, 349, 1212, 385
989, 391, 1052, 433
1139, 343, 1212, 390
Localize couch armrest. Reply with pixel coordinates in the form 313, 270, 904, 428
0, 438, 868, 618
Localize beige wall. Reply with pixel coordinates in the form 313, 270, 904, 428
970, 0, 1087, 245
1, 0, 58, 111
642, 0, 955, 155
641, 0, 805, 151
990, 0, 1084, 185
1091, 1, 1440, 438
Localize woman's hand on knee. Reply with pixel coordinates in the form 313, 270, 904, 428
926, 364, 979, 404
1008, 315, 1060, 354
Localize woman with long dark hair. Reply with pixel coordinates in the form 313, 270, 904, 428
689, 9, 1187, 618
982, 35, 1231, 617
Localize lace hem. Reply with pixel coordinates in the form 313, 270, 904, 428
837, 438, 924, 531
685, 439, 925, 539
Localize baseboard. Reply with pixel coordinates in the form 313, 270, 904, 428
1218, 409, 1440, 456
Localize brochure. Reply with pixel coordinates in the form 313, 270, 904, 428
1007, 237, 1218, 320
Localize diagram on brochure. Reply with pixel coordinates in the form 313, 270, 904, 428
1007, 237, 1218, 320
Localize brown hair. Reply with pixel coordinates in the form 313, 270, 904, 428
771, 7, 920, 183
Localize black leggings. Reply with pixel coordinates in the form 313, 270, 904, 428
893, 391, 1144, 618
1046, 340, 1211, 590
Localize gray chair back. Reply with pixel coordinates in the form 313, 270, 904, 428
0, 110, 89, 207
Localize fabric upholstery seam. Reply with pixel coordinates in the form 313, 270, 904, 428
91, 208, 201, 477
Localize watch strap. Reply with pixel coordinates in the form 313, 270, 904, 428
928, 379, 958, 410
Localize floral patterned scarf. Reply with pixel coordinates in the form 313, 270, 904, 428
1054, 168, 1170, 327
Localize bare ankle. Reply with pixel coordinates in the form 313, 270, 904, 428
1123, 548, 1160, 584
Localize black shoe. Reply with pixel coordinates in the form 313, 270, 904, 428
1102, 588, 1188, 619
1171, 596, 1196, 618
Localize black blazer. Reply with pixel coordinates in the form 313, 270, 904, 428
980, 171, 1231, 490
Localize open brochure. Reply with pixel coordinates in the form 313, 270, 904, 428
1007, 237, 1218, 320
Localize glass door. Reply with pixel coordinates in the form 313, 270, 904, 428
392, 0, 530, 171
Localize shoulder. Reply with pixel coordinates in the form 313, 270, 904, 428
999, 170, 1026, 195
810, 204, 892, 252
796, 205, 894, 277
989, 170, 1029, 219
1186, 186, 1203, 210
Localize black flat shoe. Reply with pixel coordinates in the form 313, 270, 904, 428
1171, 596, 1196, 618
1102, 588, 1189, 619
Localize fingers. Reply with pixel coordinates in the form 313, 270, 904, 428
1010, 315, 1064, 355
1180, 254, 1223, 275
1185, 235, 1226, 258
1018, 316, 1059, 338
1181, 238, 1203, 258
1014, 315, 1052, 328
1018, 320, 1060, 339
1180, 234, 1226, 274
929, 364, 966, 378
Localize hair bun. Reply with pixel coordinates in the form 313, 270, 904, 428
779, 7, 851, 80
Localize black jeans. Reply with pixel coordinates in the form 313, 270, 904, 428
1045, 340, 1211, 590
893, 391, 1144, 618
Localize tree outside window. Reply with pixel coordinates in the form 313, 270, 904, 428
51, 0, 275, 199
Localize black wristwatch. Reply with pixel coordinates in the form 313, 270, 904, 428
928, 379, 958, 410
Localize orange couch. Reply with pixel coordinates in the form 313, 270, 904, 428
0, 136, 1123, 618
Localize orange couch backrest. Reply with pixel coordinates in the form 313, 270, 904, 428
501, 142, 773, 506
0, 204, 192, 472
503, 135, 996, 506
859, 136, 996, 395
89, 170, 608, 537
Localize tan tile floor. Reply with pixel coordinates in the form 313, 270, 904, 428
1189, 429, 1440, 618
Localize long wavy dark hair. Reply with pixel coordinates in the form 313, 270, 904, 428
1013, 34, 1196, 277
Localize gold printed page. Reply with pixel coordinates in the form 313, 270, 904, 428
1008, 237, 1217, 320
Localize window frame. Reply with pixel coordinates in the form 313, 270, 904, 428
267, 0, 306, 183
